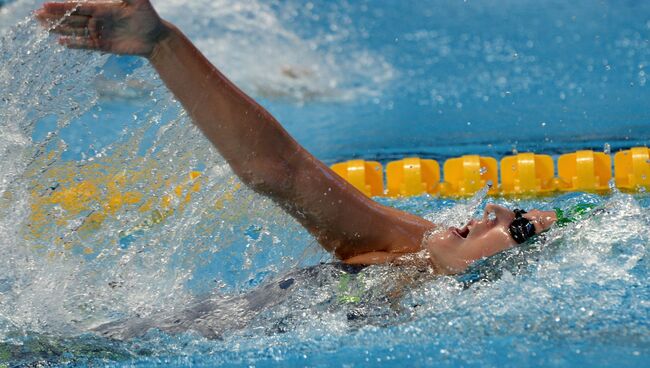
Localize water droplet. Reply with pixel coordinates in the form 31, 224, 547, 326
603, 143, 611, 154
245, 225, 263, 240
609, 178, 617, 190
480, 167, 488, 175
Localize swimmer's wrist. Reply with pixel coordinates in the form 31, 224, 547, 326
148, 20, 175, 61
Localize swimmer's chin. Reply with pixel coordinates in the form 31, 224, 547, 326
420, 228, 479, 275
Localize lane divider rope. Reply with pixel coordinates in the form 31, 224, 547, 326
331, 147, 650, 197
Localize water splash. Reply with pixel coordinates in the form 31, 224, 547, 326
0, 0, 398, 341
0, 8, 319, 341
423, 183, 491, 227
0, 1, 648, 367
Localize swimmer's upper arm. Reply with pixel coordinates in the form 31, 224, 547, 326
282, 154, 436, 260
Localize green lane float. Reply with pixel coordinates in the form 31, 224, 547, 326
330, 146, 650, 198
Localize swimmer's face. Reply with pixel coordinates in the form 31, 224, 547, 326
424, 204, 556, 274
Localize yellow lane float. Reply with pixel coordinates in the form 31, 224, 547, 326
501, 153, 555, 195
557, 150, 611, 192
440, 155, 498, 197
26, 157, 209, 254
330, 146, 649, 197
615, 147, 650, 191
331, 159, 384, 197
386, 157, 440, 197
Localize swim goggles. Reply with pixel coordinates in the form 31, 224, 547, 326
509, 209, 536, 244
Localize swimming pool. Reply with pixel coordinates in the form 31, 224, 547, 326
0, 0, 648, 366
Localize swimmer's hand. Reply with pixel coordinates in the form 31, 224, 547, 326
35, 0, 169, 57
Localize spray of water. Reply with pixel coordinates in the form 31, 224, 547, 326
423, 184, 491, 227
0, 3, 324, 340
0, 1, 648, 366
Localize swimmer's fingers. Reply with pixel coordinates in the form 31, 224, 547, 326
36, 13, 91, 37
40, 1, 116, 17
36, 14, 91, 34
49, 25, 88, 37
58, 36, 103, 51
35, 12, 90, 27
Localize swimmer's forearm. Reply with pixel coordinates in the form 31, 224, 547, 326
148, 22, 303, 186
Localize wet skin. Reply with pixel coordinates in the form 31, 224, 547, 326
35, 0, 557, 274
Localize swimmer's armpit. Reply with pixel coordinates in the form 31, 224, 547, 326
344, 252, 407, 265
344, 251, 434, 269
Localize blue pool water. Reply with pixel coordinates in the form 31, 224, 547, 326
0, 0, 648, 367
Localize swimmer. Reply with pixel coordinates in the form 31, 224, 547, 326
34, 0, 558, 274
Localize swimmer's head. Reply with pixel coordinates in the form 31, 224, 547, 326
423, 204, 557, 274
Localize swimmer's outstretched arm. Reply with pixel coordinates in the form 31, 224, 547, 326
36, 0, 436, 264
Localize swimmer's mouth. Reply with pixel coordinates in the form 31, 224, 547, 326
451, 225, 470, 239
